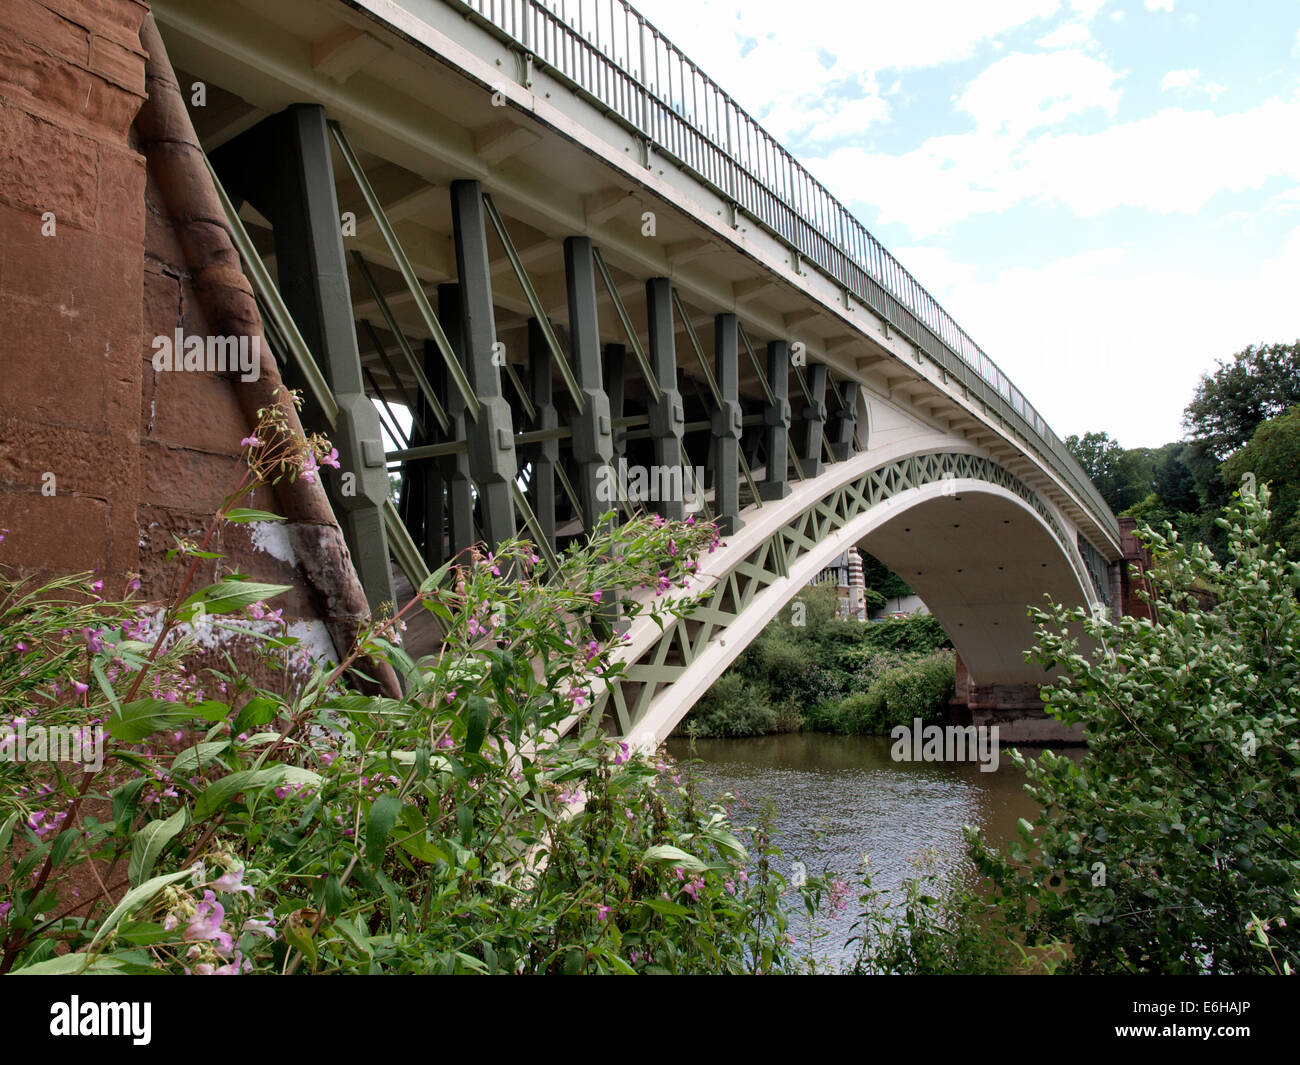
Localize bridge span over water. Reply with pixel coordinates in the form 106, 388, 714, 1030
152, 0, 1123, 742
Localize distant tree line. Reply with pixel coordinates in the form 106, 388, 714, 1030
1065, 340, 1300, 557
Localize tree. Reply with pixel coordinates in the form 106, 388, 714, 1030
1151, 441, 1199, 513
1065, 431, 1151, 513
972, 486, 1300, 974
1183, 341, 1300, 461
1223, 405, 1300, 558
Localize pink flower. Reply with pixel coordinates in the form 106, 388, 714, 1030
591, 589, 603, 604
72, 681, 88, 696
212, 862, 254, 896
242, 912, 276, 940
299, 451, 319, 483
240, 435, 261, 448
612, 742, 630, 766
320, 448, 341, 470
184, 891, 233, 954
596, 904, 611, 923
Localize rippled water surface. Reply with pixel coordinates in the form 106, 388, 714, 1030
665, 732, 1074, 968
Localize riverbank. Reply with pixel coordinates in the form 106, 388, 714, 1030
675, 588, 956, 739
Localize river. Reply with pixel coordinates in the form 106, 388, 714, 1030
665, 731, 1076, 970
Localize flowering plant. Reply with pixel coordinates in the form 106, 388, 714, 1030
0, 407, 813, 974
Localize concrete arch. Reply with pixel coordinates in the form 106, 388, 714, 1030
606, 451, 1098, 748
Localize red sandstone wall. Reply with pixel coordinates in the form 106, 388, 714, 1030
1, 0, 338, 667
0, 0, 151, 589
1118, 516, 1156, 622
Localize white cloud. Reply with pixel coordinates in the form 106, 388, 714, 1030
630, 0, 1061, 131
1068, 0, 1110, 18
807, 95, 1300, 236
1144, 0, 1175, 11
958, 50, 1122, 134
1036, 22, 1095, 49
1161, 67, 1226, 99
893, 228, 1300, 446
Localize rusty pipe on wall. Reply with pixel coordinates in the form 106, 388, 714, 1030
134, 12, 400, 698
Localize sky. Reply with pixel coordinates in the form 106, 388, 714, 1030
624, 0, 1300, 449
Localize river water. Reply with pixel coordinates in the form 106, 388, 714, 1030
665, 731, 1072, 970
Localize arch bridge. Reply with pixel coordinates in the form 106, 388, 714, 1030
152, 0, 1124, 742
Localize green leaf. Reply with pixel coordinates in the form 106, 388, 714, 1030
9, 953, 127, 975
191, 700, 232, 723
0, 810, 19, 854
170, 741, 230, 775
641, 897, 692, 917
89, 866, 198, 949
193, 766, 319, 818
107, 699, 196, 742
129, 807, 188, 887
465, 695, 490, 755
224, 507, 286, 523
178, 580, 291, 620
366, 795, 403, 865
233, 696, 279, 735
641, 844, 707, 873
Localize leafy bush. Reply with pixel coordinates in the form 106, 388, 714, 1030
847, 852, 1056, 975
681, 673, 777, 738
0, 405, 819, 975
971, 485, 1300, 974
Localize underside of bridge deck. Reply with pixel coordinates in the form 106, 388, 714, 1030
141, 0, 1121, 742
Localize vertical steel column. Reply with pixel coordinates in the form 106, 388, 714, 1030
450, 180, 517, 548
604, 343, 627, 459
211, 104, 395, 613
563, 237, 615, 528
646, 277, 685, 521
829, 380, 860, 461
418, 338, 446, 568
760, 340, 791, 500
800, 363, 827, 478
528, 317, 559, 549
437, 283, 475, 559
711, 313, 742, 532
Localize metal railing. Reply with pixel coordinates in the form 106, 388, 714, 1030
452, 0, 1118, 548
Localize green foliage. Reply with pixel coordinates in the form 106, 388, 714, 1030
0, 413, 818, 976
792, 652, 954, 735
1222, 405, 1300, 559
847, 853, 1057, 975
1066, 430, 1146, 513
971, 486, 1300, 974
680, 581, 952, 738
682, 673, 779, 738
857, 614, 949, 655
1183, 340, 1300, 461
860, 552, 911, 601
